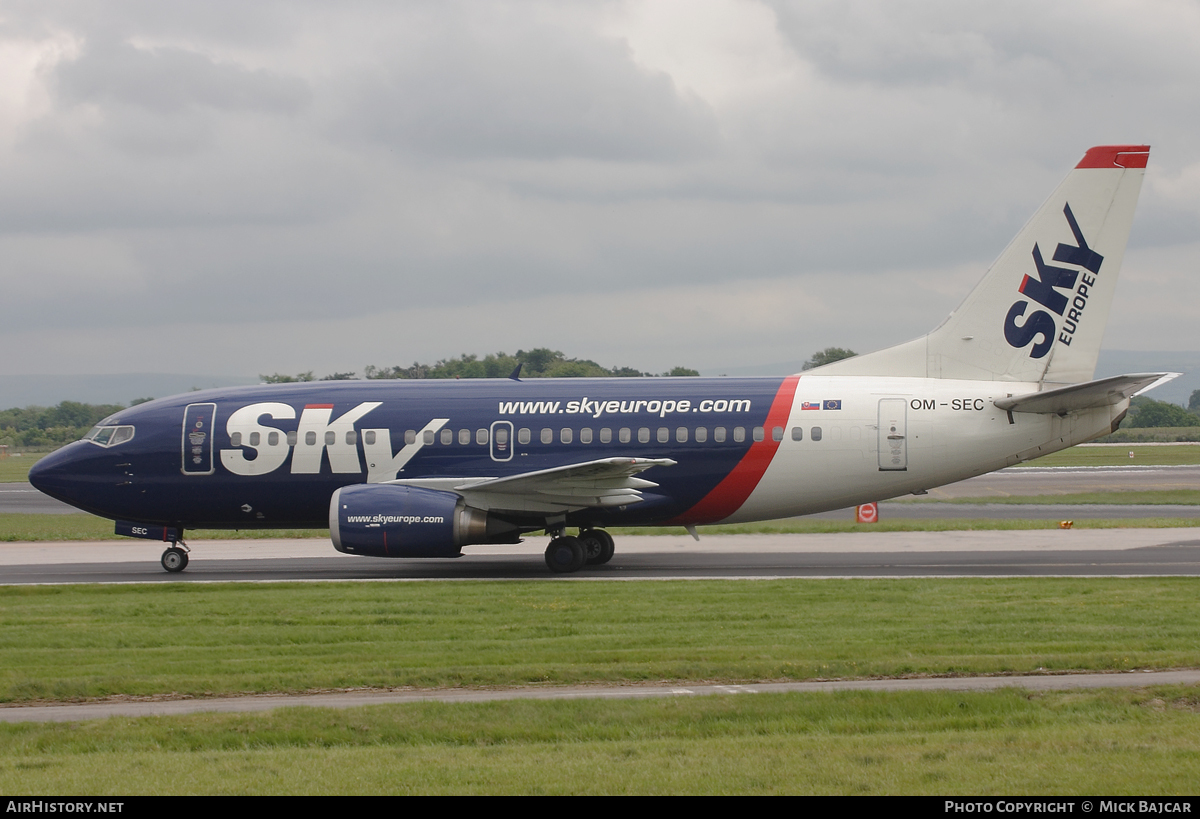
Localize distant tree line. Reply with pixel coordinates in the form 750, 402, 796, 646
1123, 395, 1200, 428
261, 348, 700, 383
6, 355, 1197, 450
0, 402, 126, 448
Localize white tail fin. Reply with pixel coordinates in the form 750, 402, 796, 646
814, 145, 1149, 385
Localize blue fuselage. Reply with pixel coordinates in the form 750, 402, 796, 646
30, 377, 791, 531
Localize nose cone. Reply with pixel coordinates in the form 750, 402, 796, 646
28, 443, 95, 510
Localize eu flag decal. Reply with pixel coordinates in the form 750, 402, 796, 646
823, 400, 842, 410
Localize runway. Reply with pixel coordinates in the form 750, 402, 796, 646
6, 669, 1200, 724
3, 529, 1200, 583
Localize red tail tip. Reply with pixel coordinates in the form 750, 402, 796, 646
1076, 145, 1150, 169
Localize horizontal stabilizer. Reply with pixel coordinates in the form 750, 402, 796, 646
993, 373, 1178, 415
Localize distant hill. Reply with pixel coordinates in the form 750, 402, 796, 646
4, 350, 1196, 409
706, 350, 1198, 407
1, 374, 259, 409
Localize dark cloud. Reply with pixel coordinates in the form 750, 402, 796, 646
53, 38, 310, 115
333, 9, 719, 161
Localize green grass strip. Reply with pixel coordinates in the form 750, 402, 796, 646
898, 490, 1200, 505
1029, 444, 1200, 467
3, 579, 1200, 703
3, 512, 1198, 543
2, 687, 1200, 794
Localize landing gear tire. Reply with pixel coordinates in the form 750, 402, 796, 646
161, 546, 189, 573
580, 529, 615, 566
545, 536, 586, 574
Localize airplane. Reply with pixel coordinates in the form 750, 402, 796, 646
30, 144, 1176, 574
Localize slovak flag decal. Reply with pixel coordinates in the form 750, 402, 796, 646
801, 401, 820, 410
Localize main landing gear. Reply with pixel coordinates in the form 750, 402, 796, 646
544, 528, 615, 574
161, 542, 190, 573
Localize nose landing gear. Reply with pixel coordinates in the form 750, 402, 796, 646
161, 542, 189, 573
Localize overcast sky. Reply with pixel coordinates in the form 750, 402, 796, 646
2, 0, 1198, 382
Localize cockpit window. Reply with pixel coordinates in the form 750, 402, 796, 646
84, 425, 136, 447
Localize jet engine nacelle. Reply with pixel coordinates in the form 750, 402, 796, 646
329, 484, 495, 558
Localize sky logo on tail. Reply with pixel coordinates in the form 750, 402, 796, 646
1003, 203, 1104, 359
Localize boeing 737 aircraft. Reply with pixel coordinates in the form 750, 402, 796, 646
30, 145, 1174, 574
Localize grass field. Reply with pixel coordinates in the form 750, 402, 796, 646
1028, 444, 1200, 467
3, 578, 1199, 702
0, 457, 35, 483
3, 687, 1200, 794
3, 578, 1200, 794
901, 490, 1200, 505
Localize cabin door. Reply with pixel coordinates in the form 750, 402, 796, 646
182, 403, 217, 476
877, 398, 908, 471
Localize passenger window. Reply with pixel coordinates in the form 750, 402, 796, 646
251, 432, 261, 447
325, 431, 336, 446
791, 427, 803, 441
772, 426, 784, 442
657, 427, 669, 443
676, 427, 688, 443
305, 431, 316, 446
459, 428, 471, 445
495, 427, 509, 445
440, 429, 452, 445
287, 430, 297, 447
752, 426, 764, 442
476, 429, 488, 445
365, 431, 376, 445
541, 428, 553, 444
405, 430, 416, 445
560, 428, 573, 444
619, 428, 631, 444
423, 430, 434, 445
811, 426, 822, 441
695, 427, 707, 443
580, 428, 593, 444
518, 428, 531, 444
268, 431, 279, 447
600, 428, 612, 444
345, 430, 356, 445
638, 428, 650, 443
714, 427, 726, 443
231, 432, 243, 447
733, 427, 745, 443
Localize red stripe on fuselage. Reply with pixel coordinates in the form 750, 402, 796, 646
669, 375, 799, 525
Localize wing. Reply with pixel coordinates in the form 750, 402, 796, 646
385, 457, 677, 514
